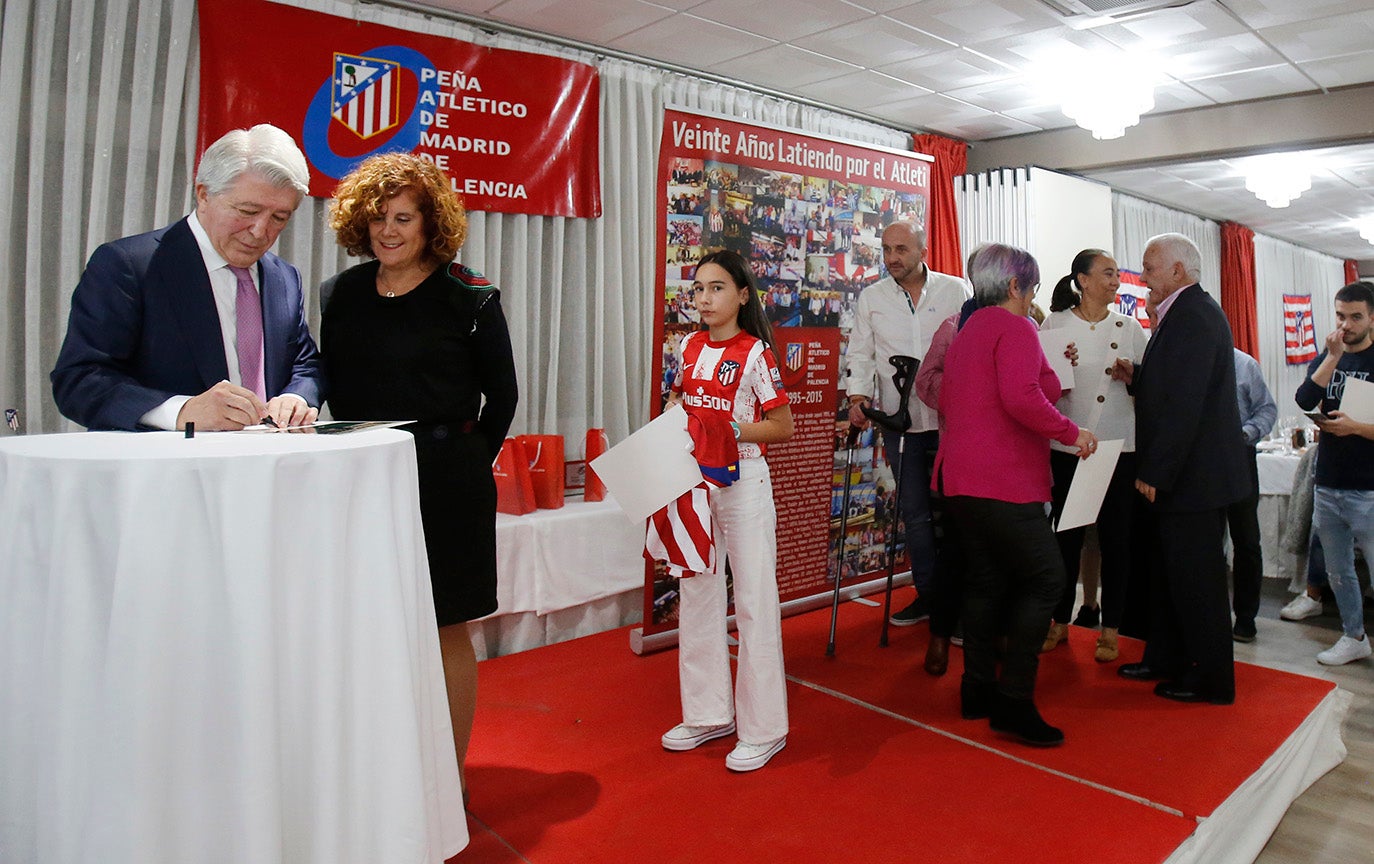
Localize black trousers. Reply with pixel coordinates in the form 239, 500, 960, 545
928, 478, 964, 639
948, 495, 1064, 701
1142, 507, 1235, 697
1226, 448, 1262, 626
1048, 450, 1139, 629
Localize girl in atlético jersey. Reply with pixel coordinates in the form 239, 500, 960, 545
660, 249, 795, 772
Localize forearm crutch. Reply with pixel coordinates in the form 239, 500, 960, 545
862, 355, 919, 648
826, 424, 861, 657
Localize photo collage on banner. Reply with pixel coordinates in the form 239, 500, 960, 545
650, 109, 932, 635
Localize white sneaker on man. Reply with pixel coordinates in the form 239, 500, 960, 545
1280, 593, 1323, 621
724, 737, 786, 772
661, 721, 735, 751
1317, 635, 1372, 666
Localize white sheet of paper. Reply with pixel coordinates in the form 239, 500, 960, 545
1338, 376, 1374, 423
1056, 438, 1124, 532
589, 403, 703, 523
1039, 329, 1077, 391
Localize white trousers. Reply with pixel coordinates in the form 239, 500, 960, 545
677, 457, 789, 744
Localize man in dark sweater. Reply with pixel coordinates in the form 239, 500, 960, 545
1296, 281, 1374, 666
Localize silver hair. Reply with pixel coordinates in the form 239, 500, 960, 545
194, 124, 310, 198
883, 219, 927, 250
1146, 232, 1203, 282
969, 242, 1040, 307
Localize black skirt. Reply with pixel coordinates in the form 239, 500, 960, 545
411, 424, 499, 626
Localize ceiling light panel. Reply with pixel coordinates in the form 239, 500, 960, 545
1219, 0, 1374, 30
884, 0, 1065, 44
483, 0, 675, 43
1186, 63, 1318, 102
791, 69, 934, 110
686, 0, 873, 42
876, 47, 1017, 92
608, 14, 775, 67
1301, 51, 1374, 89
709, 43, 863, 90
1257, 10, 1374, 64
791, 17, 955, 67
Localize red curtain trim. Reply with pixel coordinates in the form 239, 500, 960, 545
912, 133, 967, 278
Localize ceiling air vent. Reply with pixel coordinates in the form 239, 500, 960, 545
1038, 0, 1201, 24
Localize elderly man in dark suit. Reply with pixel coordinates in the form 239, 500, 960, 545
1113, 233, 1249, 705
52, 124, 322, 431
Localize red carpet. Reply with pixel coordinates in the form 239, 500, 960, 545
448, 597, 1347, 863
785, 599, 1336, 820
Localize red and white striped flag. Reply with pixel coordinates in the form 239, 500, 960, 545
645, 483, 716, 578
1283, 294, 1318, 365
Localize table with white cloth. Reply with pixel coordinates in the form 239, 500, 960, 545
0, 430, 466, 864
1256, 448, 1305, 586
471, 498, 647, 659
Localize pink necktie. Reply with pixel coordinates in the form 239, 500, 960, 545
228, 265, 266, 401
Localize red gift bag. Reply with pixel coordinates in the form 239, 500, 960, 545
517, 434, 565, 510
583, 428, 608, 502
492, 437, 537, 515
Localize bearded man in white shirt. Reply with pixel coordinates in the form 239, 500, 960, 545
845, 220, 971, 631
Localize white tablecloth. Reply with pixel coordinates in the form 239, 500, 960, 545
493, 497, 646, 616
1257, 449, 1303, 496
0, 430, 465, 864
472, 498, 646, 659
1256, 449, 1306, 583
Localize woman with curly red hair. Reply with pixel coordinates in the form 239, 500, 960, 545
320, 153, 517, 801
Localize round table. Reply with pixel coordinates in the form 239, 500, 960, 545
0, 430, 466, 864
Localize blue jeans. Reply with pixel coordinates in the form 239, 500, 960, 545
1306, 532, 1327, 590
1312, 487, 1374, 639
883, 430, 939, 593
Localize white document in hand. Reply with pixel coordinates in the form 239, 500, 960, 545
1056, 439, 1124, 532
589, 403, 704, 523
1338, 376, 1374, 423
1039, 329, 1077, 391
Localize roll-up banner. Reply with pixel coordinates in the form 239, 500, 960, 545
643, 108, 932, 644
196, 0, 600, 217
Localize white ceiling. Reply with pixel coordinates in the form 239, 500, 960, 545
400, 0, 1374, 261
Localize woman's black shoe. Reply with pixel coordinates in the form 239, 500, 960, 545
1072, 604, 1100, 628
990, 695, 1065, 747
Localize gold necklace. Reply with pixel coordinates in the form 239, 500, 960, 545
1075, 305, 1109, 330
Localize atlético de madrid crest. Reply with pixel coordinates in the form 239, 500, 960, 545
717, 360, 740, 386
331, 52, 401, 139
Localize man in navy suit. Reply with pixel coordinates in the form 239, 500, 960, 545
52, 124, 323, 431
1114, 233, 1249, 705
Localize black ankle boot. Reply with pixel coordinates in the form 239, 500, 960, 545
990, 694, 1064, 747
960, 679, 996, 720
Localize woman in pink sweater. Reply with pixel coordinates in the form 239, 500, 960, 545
934, 243, 1096, 747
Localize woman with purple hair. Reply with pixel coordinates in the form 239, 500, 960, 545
933, 243, 1097, 747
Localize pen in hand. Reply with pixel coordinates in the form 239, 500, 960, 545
261, 415, 280, 429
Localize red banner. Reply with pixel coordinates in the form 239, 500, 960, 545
196, 0, 600, 217
646, 109, 931, 637
1284, 294, 1318, 365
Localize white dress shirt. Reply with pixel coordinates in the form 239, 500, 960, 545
844, 267, 971, 433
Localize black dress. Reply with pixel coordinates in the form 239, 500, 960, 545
321, 260, 518, 625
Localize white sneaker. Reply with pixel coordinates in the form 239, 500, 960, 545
661, 721, 735, 752
724, 736, 786, 772
1280, 593, 1323, 621
1317, 635, 1372, 666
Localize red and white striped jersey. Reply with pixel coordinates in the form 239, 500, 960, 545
672, 330, 788, 460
